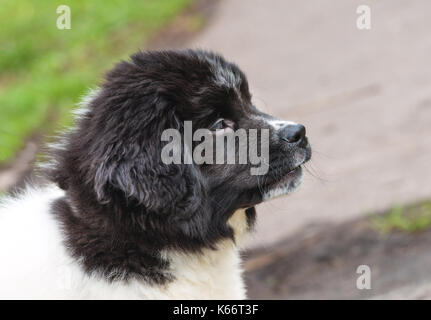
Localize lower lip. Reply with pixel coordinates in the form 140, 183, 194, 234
269, 166, 302, 188
285, 166, 302, 179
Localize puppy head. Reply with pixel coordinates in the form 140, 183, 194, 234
49, 49, 311, 250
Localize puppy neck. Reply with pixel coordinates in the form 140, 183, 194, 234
158, 209, 250, 299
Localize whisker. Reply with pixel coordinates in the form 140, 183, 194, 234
303, 163, 329, 183
309, 148, 334, 160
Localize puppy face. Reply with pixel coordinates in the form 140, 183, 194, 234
50, 49, 311, 253
151, 50, 312, 212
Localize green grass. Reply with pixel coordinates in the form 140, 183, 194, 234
371, 201, 431, 234
0, 0, 192, 164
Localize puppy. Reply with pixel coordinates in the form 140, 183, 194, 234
0, 49, 311, 299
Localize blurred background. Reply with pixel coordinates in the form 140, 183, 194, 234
1, 0, 431, 299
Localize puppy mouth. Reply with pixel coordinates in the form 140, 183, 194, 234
266, 165, 303, 191
258, 165, 303, 202
260, 149, 310, 201
268, 143, 312, 189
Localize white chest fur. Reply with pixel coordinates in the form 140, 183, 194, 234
159, 209, 249, 299
0, 187, 249, 299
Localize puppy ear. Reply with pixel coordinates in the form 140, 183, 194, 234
94, 154, 202, 215
91, 111, 203, 216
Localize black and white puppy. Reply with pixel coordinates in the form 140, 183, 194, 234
0, 49, 311, 299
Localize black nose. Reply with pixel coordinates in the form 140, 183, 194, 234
281, 124, 306, 144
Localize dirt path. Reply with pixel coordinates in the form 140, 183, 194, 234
188, 0, 431, 249
244, 216, 431, 299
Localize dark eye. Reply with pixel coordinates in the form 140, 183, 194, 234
210, 119, 234, 131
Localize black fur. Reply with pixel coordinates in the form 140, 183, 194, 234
47, 49, 310, 283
